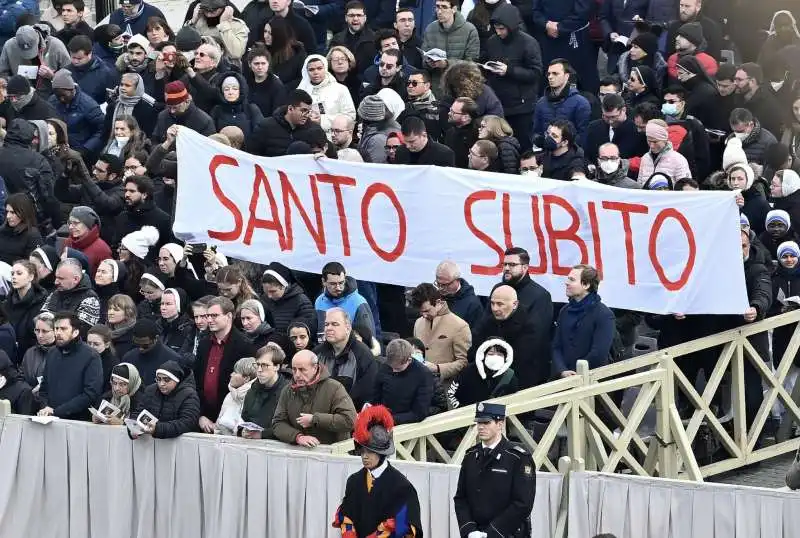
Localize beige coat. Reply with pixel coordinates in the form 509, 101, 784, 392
413, 306, 471, 381
271, 366, 357, 445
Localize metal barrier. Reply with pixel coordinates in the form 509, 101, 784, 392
332, 310, 800, 481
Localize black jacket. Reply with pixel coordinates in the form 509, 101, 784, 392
741, 87, 785, 141
56, 161, 125, 244
111, 323, 136, 359
123, 341, 183, 386
394, 139, 456, 167
246, 72, 287, 117
0, 224, 41, 265
313, 333, 378, 410
444, 122, 479, 169
665, 15, 723, 60
584, 118, 646, 163
541, 146, 586, 181
38, 338, 103, 420
329, 27, 376, 77
151, 102, 216, 144
263, 282, 316, 333
246, 106, 312, 157
195, 328, 258, 421
158, 314, 196, 356
210, 71, 265, 136
113, 198, 174, 251
370, 359, 434, 425
13, 93, 59, 122
270, 43, 307, 89
495, 136, 522, 174
0, 351, 36, 414
103, 98, 159, 146
133, 377, 201, 438
0, 119, 56, 223
41, 275, 101, 336
4, 284, 48, 362
484, 4, 542, 116
239, 374, 290, 439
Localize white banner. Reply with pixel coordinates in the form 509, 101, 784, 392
175, 129, 748, 315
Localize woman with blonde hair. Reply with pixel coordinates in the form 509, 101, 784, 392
216, 265, 260, 311
215, 357, 257, 435
477, 115, 521, 174
327, 45, 360, 107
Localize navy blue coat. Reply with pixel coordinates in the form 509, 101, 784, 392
599, 0, 649, 39
67, 56, 120, 106
38, 339, 103, 420
584, 117, 646, 163
109, 3, 166, 37
444, 278, 485, 329
0, 0, 38, 46
49, 87, 106, 155
551, 293, 615, 375
122, 341, 183, 386
532, 87, 592, 146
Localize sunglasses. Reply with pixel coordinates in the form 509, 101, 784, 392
379, 62, 396, 69
384, 145, 401, 151
407, 80, 423, 87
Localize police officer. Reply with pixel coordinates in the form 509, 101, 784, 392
453, 402, 536, 538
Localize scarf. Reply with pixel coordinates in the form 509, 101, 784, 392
110, 364, 142, 418
11, 89, 34, 111
123, 3, 144, 22
110, 319, 135, 340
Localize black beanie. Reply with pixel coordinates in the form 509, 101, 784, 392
93, 23, 122, 45
175, 26, 202, 52
677, 22, 704, 48
160, 151, 178, 179
7, 75, 31, 96
133, 318, 159, 339
262, 261, 295, 286
631, 32, 658, 59
156, 360, 186, 382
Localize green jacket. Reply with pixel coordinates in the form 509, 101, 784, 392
422, 12, 480, 95
240, 374, 289, 439
271, 366, 357, 445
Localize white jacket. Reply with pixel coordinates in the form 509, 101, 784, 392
297, 54, 356, 134
214, 378, 254, 436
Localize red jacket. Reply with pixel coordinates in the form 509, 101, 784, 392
667, 52, 718, 81
64, 225, 112, 276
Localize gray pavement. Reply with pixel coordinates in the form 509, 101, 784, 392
709, 453, 794, 488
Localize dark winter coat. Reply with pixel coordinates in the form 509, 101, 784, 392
48, 87, 106, 155
246, 105, 312, 157
66, 56, 119, 106
494, 136, 522, 174
444, 122, 479, 169
445, 278, 485, 328
599, 0, 649, 39
195, 328, 258, 421
4, 284, 48, 362
0, 120, 56, 222
58, 175, 125, 245
533, 86, 592, 145
112, 199, 174, 251
123, 341, 182, 386
151, 102, 216, 144
741, 87, 785, 141
11, 93, 59, 122
239, 374, 290, 439
774, 190, 800, 235
0, 223, 42, 265
542, 146, 587, 181
738, 121, 779, 165
158, 314, 196, 356
394, 139, 456, 167
210, 71, 264, 136
270, 43, 307, 89
132, 377, 201, 438
370, 359, 434, 425
769, 264, 800, 367
485, 4, 542, 116
584, 118, 646, 163
263, 283, 316, 333
551, 292, 615, 375
329, 27, 376, 77
41, 275, 101, 336
313, 332, 378, 410
109, 3, 166, 36
38, 338, 103, 420
448, 363, 519, 409
0, 351, 36, 414
740, 187, 772, 237
246, 72, 287, 117
102, 98, 159, 147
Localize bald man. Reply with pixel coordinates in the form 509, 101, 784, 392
468, 283, 553, 388
271, 349, 357, 447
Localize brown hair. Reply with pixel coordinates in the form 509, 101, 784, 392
108, 293, 137, 323
573, 264, 600, 294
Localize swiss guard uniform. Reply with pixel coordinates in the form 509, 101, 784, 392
333, 405, 423, 537
453, 402, 536, 538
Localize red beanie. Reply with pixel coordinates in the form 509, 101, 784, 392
165, 81, 189, 106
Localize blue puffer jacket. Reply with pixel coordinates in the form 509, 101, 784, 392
532, 86, 592, 146
0, 0, 39, 47
67, 56, 120, 105
49, 87, 106, 155
314, 276, 376, 339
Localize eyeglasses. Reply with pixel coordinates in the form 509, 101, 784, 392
469, 150, 485, 159
255, 362, 273, 369
325, 281, 346, 288
331, 128, 349, 134
407, 80, 423, 87
434, 278, 456, 289
196, 51, 213, 58
331, 56, 349, 64
206, 312, 223, 319
384, 144, 401, 151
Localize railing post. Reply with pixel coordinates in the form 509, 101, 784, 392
731, 336, 748, 458
0, 400, 9, 419
566, 361, 590, 469
657, 355, 678, 478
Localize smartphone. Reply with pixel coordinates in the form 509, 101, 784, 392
188, 243, 207, 254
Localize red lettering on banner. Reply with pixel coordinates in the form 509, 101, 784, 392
464, 190, 504, 275
542, 195, 589, 276
243, 165, 287, 248
317, 174, 357, 256
587, 201, 603, 279
602, 201, 649, 284
502, 193, 513, 250
360, 183, 407, 261
208, 155, 243, 241
280, 171, 326, 253
528, 195, 548, 274
648, 208, 697, 291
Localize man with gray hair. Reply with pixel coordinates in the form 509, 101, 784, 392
368, 339, 434, 424
272, 349, 357, 447
313, 308, 377, 410
434, 260, 484, 328
41, 258, 100, 336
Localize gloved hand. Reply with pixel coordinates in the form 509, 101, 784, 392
467, 532, 487, 538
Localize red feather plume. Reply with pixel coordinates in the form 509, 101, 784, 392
353, 405, 395, 445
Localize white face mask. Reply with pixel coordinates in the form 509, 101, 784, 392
483, 352, 505, 371
520, 169, 541, 177
485, 0, 501, 4
734, 131, 748, 140
599, 159, 620, 174
115, 136, 130, 145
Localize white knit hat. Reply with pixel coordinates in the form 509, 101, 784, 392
722, 137, 748, 172
121, 226, 160, 259
377, 88, 405, 122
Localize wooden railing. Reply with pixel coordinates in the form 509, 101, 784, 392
331, 310, 800, 480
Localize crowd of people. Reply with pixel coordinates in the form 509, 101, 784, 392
0, 0, 794, 470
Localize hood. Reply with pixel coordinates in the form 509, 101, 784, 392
5, 119, 35, 147
279, 282, 305, 302
489, 3, 522, 33
29, 120, 50, 152
781, 170, 800, 197
216, 70, 249, 106
377, 88, 405, 122
441, 11, 467, 33
71, 56, 104, 74
325, 275, 358, 301
475, 337, 514, 380
299, 54, 337, 92
769, 10, 800, 41
48, 118, 69, 147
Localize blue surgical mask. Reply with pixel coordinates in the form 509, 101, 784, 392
411, 351, 424, 362
661, 103, 678, 116
543, 134, 559, 151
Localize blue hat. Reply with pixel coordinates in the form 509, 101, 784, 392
739, 213, 750, 227
766, 209, 791, 229
778, 241, 800, 259
475, 402, 506, 422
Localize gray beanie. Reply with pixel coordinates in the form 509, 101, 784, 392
69, 205, 100, 228
52, 69, 75, 90
357, 95, 389, 122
